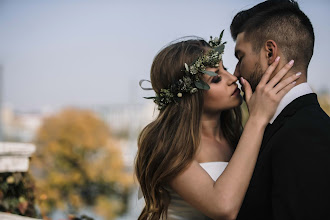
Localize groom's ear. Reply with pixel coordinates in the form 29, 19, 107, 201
264, 40, 278, 65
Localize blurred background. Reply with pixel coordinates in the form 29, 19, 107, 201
0, 0, 329, 219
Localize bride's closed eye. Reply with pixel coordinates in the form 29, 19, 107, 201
211, 75, 222, 83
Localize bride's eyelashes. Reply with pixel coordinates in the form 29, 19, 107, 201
211, 75, 222, 83
209, 64, 225, 83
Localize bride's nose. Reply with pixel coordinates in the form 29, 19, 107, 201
225, 71, 238, 85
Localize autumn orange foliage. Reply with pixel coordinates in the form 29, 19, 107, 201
31, 108, 133, 219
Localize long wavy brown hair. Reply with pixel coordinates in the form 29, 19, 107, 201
135, 38, 242, 219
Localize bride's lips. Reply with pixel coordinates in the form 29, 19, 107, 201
232, 87, 241, 96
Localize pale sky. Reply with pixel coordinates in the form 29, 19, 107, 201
0, 0, 329, 111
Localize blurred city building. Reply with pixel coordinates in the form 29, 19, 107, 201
92, 103, 155, 170
1, 103, 156, 170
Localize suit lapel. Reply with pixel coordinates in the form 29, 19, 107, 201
260, 120, 283, 153
259, 93, 318, 154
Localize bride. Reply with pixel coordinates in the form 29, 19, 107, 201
135, 33, 300, 220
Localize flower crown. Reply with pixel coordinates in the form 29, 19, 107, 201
141, 31, 226, 110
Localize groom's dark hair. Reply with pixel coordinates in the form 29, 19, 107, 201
230, 0, 314, 71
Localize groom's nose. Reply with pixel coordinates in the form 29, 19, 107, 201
234, 63, 241, 78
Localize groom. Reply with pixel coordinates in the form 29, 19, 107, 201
230, 0, 330, 219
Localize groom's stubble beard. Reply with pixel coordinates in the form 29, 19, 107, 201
248, 62, 264, 92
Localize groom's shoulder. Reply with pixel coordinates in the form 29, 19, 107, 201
271, 96, 330, 151
280, 93, 330, 128
289, 94, 330, 127
284, 106, 328, 135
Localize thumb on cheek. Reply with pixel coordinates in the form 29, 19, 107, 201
241, 77, 252, 102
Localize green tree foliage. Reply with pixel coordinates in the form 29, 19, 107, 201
31, 108, 132, 219
0, 172, 37, 217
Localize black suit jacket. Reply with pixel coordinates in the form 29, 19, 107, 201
237, 93, 330, 220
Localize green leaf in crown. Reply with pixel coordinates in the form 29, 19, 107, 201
202, 70, 218, 77
195, 80, 210, 90
214, 44, 225, 54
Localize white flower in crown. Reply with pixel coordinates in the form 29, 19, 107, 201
190, 88, 198, 94
190, 65, 198, 75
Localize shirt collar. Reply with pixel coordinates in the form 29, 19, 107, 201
269, 82, 313, 124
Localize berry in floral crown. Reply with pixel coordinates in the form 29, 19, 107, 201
140, 30, 226, 110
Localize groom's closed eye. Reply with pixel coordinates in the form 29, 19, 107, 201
235, 50, 243, 61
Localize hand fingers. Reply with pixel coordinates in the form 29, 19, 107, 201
276, 80, 297, 99
267, 60, 295, 88
241, 77, 252, 102
258, 56, 281, 86
273, 72, 301, 94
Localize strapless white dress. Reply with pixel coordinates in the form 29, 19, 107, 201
138, 162, 228, 220
166, 162, 228, 220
